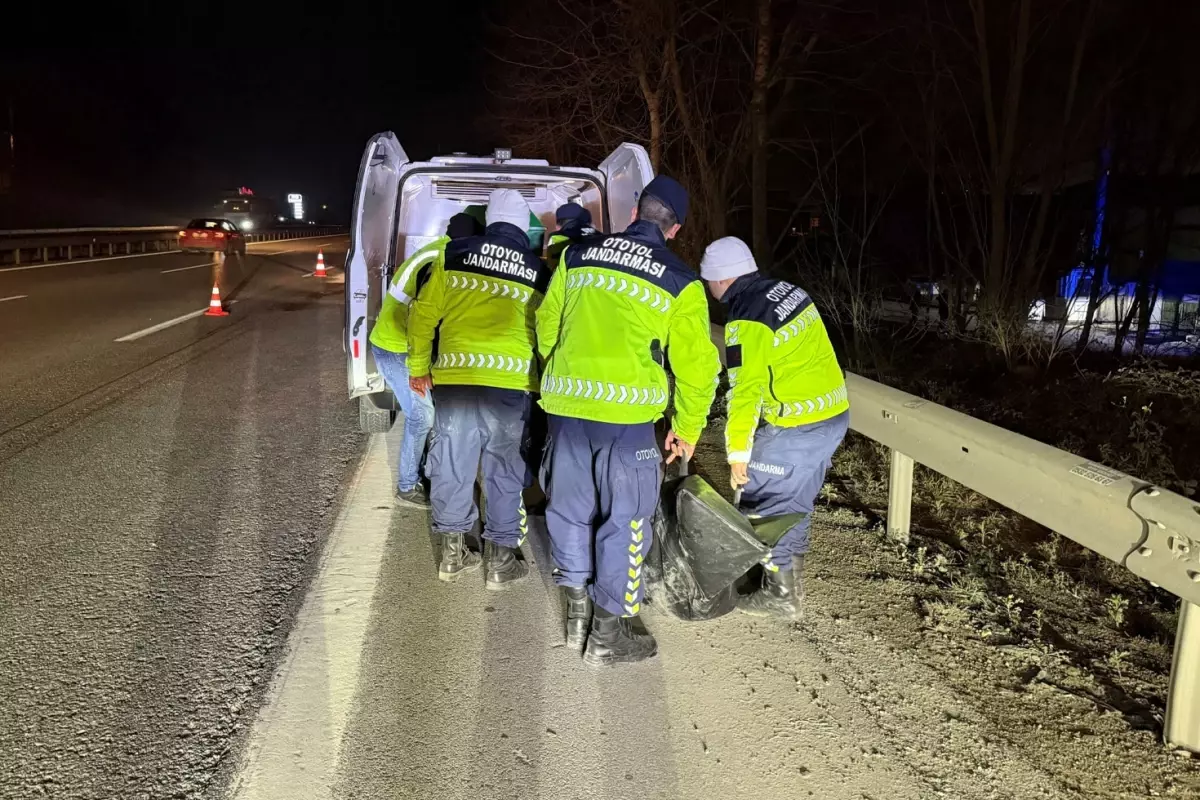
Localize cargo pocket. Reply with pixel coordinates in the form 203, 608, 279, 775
615, 445, 663, 525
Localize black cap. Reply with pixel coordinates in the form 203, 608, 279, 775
642, 175, 689, 225
446, 212, 482, 239
555, 203, 592, 227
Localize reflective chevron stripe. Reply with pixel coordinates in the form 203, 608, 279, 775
761, 552, 780, 573
447, 273, 533, 303
517, 501, 528, 547
566, 268, 671, 313
623, 518, 646, 616
435, 352, 533, 374
776, 384, 849, 418
772, 305, 821, 347
540, 374, 666, 406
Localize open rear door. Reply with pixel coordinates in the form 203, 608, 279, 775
598, 143, 655, 234
346, 132, 409, 400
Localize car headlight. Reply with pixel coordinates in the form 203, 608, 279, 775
241, 220, 254, 231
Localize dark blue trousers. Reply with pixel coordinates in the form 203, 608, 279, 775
740, 411, 849, 571
542, 415, 662, 617
428, 385, 531, 547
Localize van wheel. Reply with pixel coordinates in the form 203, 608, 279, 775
358, 394, 395, 433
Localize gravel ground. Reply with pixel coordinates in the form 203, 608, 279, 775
688, 428, 1200, 800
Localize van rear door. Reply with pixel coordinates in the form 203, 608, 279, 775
346, 132, 409, 403
598, 143, 655, 233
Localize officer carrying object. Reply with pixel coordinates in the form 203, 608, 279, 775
644, 475, 804, 621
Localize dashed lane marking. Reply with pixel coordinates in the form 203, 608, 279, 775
114, 302, 238, 342
160, 263, 213, 274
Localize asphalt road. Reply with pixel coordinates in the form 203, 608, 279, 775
0, 237, 364, 799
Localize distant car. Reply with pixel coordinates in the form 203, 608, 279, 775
178, 218, 247, 256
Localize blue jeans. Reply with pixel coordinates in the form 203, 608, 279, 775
372, 344, 435, 491
739, 411, 849, 570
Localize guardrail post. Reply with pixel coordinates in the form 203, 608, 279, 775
1166, 600, 1200, 752
42, 246, 48, 262
12, 247, 18, 266
64, 244, 71, 261
887, 449, 914, 544
89, 242, 94, 258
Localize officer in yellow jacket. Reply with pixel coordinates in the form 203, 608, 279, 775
537, 176, 720, 665
701, 237, 849, 620
408, 190, 551, 586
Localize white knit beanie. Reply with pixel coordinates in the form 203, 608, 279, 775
700, 236, 757, 281
485, 189, 531, 232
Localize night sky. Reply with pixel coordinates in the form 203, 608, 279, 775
0, 3, 489, 228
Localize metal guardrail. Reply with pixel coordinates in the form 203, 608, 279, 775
709, 323, 1200, 752
0, 226, 348, 268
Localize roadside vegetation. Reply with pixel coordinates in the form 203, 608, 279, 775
494, 0, 1200, 755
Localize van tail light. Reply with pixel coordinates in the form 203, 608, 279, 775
353, 339, 360, 358
214, 232, 226, 239
177, 230, 186, 236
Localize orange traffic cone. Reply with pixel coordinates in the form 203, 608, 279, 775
314, 249, 327, 278
204, 284, 229, 317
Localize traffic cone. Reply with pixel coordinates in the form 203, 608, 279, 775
314, 249, 327, 278
204, 284, 229, 317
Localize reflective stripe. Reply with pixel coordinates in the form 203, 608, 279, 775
772, 306, 821, 347
517, 501, 528, 547
566, 268, 671, 313
624, 518, 646, 616
447, 273, 533, 303
541, 374, 666, 406
387, 282, 411, 304
435, 352, 533, 373
390, 246, 441, 306
776, 384, 849, 418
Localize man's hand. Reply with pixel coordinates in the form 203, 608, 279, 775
729, 461, 750, 490
409, 374, 433, 397
664, 431, 695, 465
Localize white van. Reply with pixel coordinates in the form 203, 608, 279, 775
345, 132, 655, 432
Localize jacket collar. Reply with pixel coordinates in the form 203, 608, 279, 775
485, 221, 532, 251
721, 271, 760, 305
624, 219, 668, 247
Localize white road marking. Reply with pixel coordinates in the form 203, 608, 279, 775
114, 302, 238, 342
230, 432, 396, 798
160, 262, 213, 274
0, 294, 28, 303
0, 249, 176, 274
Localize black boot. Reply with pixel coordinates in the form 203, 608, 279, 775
737, 556, 804, 620
582, 607, 657, 667
563, 587, 592, 652
438, 533, 481, 582
484, 540, 528, 589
